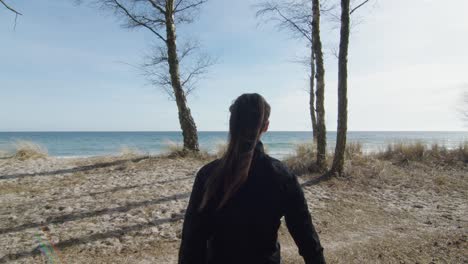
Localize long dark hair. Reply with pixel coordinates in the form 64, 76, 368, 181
200, 93, 271, 210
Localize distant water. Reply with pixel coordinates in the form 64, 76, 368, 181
0, 131, 466, 159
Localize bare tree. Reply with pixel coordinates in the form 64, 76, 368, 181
329, 0, 370, 176
256, 0, 328, 171
89, 0, 210, 152
311, 0, 327, 171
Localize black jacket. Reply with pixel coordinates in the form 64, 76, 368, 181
179, 142, 325, 264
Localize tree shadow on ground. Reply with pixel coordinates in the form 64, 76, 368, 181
0, 192, 190, 236
0, 214, 184, 263
13, 175, 194, 210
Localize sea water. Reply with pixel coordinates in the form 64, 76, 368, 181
0, 131, 466, 159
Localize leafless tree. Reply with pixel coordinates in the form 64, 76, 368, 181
256, 0, 329, 171
88, 0, 212, 152
329, 0, 370, 176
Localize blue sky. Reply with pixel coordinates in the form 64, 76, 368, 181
0, 0, 467, 131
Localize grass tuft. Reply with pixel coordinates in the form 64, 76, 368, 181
376, 141, 468, 165
13, 141, 48, 160
214, 142, 228, 159
379, 142, 426, 161
283, 143, 320, 175
345, 142, 363, 159
162, 141, 212, 160
118, 146, 144, 158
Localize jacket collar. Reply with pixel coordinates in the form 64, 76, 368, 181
254, 140, 265, 154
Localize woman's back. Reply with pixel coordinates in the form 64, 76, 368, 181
178, 94, 325, 264
179, 142, 325, 264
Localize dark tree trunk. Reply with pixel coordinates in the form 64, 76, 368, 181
309, 45, 318, 142
165, 1, 199, 152
312, 0, 327, 171
330, 0, 350, 175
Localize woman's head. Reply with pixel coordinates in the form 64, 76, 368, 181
228, 93, 271, 150
200, 93, 270, 210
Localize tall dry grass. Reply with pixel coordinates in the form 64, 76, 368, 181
283, 141, 467, 177
377, 142, 468, 165
162, 140, 212, 160
13, 141, 48, 160
283, 143, 320, 175
118, 146, 145, 158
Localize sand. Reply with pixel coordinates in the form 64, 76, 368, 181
0, 154, 466, 263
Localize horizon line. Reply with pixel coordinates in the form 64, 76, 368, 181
0, 130, 466, 133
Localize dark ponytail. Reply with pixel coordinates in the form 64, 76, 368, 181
200, 93, 271, 210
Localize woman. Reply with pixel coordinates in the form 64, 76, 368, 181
179, 93, 325, 264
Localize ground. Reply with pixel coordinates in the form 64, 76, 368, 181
0, 154, 466, 263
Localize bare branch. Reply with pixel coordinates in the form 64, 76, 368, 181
147, 0, 166, 14
111, 0, 167, 42
180, 55, 214, 90
1, 0, 22, 29
179, 41, 199, 61
173, 0, 184, 12
256, 2, 312, 43
143, 46, 168, 67
0, 0, 22, 15
142, 41, 213, 99
350, 0, 370, 14
174, 0, 206, 13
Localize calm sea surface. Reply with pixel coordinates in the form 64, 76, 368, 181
0, 131, 466, 159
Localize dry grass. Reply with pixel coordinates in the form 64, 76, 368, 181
283, 143, 319, 175
12, 140, 48, 160
284, 141, 467, 178
376, 142, 468, 166
214, 142, 228, 159
162, 140, 213, 161
0, 149, 11, 158
284, 142, 365, 175
118, 146, 145, 158
345, 142, 363, 159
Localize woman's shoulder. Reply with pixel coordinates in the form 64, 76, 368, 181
195, 158, 221, 181
261, 154, 295, 180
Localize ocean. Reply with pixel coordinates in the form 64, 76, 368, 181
0, 131, 466, 159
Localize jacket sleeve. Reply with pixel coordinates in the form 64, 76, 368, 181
178, 167, 210, 264
283, 173, 325, 264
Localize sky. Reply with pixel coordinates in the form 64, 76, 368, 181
0, 0, 467, 131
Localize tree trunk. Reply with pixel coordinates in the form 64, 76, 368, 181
312, 0, 327, 171
309, 45, 318, 142
165, 2, 199, 152
330, 0, 350, 176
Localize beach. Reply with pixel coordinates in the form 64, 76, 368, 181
0, 149, 466, 263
